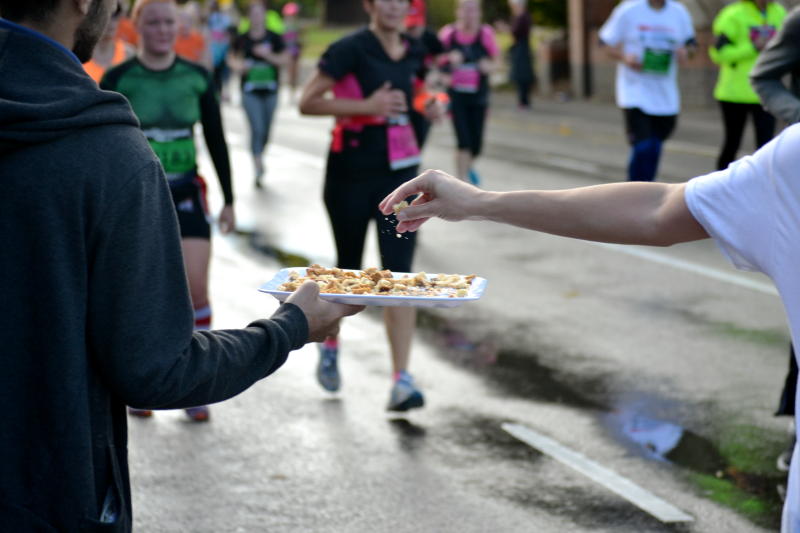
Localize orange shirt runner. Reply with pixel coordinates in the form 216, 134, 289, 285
175, 30, 207, 64
83, 40, 129, 83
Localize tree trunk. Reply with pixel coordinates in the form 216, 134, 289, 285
323, 0, 368, 25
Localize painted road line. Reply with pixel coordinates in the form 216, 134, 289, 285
502, 423, 694, 523
589, 242, 778, 296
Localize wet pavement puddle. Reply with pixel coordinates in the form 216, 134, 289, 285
243, 236, 787, 529
416, 310, 787, 529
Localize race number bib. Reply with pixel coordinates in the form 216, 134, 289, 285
641, 48, 672, 75
452, 64, 481, 93
749, 25, 777, 45
387, 115, 421, 171
145, 132, 197, 176
245, 61, 278, 92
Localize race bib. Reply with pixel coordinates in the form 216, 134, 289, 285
641, 48, 672, 75
245, 61, 277, 92
750, 25, 777, 45
452, 64, 480, 93
387, 115, 421, 171
148, 137, 197, 176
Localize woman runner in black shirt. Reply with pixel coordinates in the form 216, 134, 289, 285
299, 0, 444, 411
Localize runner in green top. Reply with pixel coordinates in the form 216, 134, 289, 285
231, 0, 288, 188
101, 0, 236, 423
710, 0, 786, 170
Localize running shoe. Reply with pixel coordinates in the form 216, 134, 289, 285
127, 407, 153, 418
468, 168, 481, 187
316, 342, 341, 392
185, 406, 210, 422
387, 372, 425, 412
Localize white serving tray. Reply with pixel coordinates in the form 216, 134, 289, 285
259, 268, 487, 308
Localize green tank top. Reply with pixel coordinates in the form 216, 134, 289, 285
100, 58, 211, 178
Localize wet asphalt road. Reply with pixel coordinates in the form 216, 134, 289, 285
129, 92, 790, 532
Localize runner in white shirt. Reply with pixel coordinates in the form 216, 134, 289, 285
380, 124, 800, 533
599, 0, 696, 181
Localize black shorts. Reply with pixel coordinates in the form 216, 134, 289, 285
170, 175, 211, 240
623, 108, 677, 145
324, 156, 417, 273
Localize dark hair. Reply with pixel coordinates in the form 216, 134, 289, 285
0, 0, 60, 22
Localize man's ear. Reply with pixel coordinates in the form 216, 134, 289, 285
74, 0, 93, 16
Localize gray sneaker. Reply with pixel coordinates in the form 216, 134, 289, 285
316, 343, 341, 392
387, 373, 425, 412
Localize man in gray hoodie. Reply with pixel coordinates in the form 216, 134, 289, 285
0, 0, 362, 531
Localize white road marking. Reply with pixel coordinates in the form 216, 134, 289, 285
264, 142, 778, 298
501, 423, 694, 523
589, 242, 778, 296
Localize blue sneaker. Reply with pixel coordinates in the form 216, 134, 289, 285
387, 372, 425, 412
468, 168, 481, 187
317, 342, 341, 392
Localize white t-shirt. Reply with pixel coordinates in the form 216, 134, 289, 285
685, 124, 800, 532
599, 0, 695, 115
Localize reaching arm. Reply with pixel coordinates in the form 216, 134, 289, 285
299, 70, 373, 116
299, 71, 407, 118
199, 77, 233, 206
379, 170, 709, 246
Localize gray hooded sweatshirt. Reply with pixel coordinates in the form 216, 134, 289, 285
0, 19, 307, 532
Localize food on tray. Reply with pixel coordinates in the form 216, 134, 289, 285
278, 264, 476, 298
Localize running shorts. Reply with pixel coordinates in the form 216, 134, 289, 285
170, 175, 211, 240
624, 108, 677, 145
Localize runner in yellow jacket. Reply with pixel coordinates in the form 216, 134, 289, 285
710, 0, 786, 170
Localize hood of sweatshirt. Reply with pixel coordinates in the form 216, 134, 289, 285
0, 24, 139, 156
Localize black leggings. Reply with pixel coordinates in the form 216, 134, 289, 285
717, 101, 776, 171
450, 95, 488, 157
516, 81, 532, 107
323, 163, 418, 272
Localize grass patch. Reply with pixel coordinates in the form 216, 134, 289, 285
711, 321, 788, 347
300, 25, 355, 61
686, 424, 787, 529
717, 425, 786, 474
691, 472, 780, 528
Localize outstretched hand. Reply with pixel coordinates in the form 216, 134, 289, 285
286, 281, 364, 342
378, 169, 484, 233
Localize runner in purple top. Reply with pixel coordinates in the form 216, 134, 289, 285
439, 0, 501, 186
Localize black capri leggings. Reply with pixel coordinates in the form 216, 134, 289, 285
450, 95, 488, 157
716, 100, 776, 171
323, 162, 418, 273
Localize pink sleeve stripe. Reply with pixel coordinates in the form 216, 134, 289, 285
332, 73, 363, 100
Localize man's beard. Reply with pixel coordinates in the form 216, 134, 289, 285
72, 0, 112, 63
